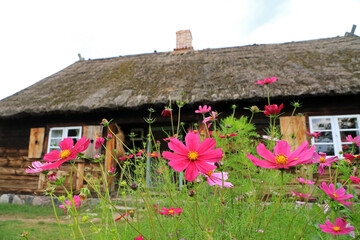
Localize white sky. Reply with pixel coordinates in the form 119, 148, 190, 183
0, 0, 359, 100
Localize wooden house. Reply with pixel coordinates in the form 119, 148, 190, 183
0, 33, 359, 194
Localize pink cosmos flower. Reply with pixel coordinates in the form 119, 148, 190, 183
319, 182, 353, 205
254, 77, 278, 85
345, 135, 360, 146
119, 154, 134, 161
106, 133, 113, 139
158, 207, 183, 215
312, 152, 338, 175
306, 131, 321, 139
290, 190, 314, 200
115, 212, 131, 221
134, 236, 147, 240
343, 153, 360, 164
247, 140, 315, 169
26, 161, 52, 173
42, 137, 90, 170
219, 133, 238, 138
59, 195, 81, 214
201, 171, 233, 188
162, 132, 223, 182
264, 104, 283, 116
95, 137, 105, 150
48, 173, 60, 182
161, 108, 172, 117
349, 176, 360, 184
147, 152, 160, 158
319, 218, 354, 236
203, 111, 217, 124
195, 105, 211, 114
296, 177, 315, 185
108, 167, 116, 175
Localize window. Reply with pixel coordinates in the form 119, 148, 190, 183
309, 115, 360, 157
47, 126, 82, 153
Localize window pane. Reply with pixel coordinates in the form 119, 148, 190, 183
51, 129, 63, 138
315, 144, 334, 156
338, 118, 358, 129
50, 139, 61, 147
68, 129, 80, 138
340, 131, 360, 142
342, 144, 360, 155
49, 147, 60, 152
312, 118, 331, 130
314, 132, 333, 143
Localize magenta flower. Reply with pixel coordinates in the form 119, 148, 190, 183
59, 195, 81, 214
306, 131, 321, 139
312, 152, 338, 175
48, 173, 60, 182
42, 137, 90, 170
162, 132, 223, 182
264, 104, 283, 116
319, 182, 353, 205
203, 111, 217, 124
319, 218, 354, 236
134, 236, 145, 240
195, 105, 211, 114
345, 135, 360, 146
349, 176, 360, 184
202, 171, 233, 188
158, 207, 183, 215
254, 77, 278, 85
296, 177, 315, 185
119, 154, 134, 161
161, 108, 172, 117
106, 133, 113, 139
219, 133, 238, 138
147, 152, 160, 158
247, 140, 315, 169
290, 190, 314, 200
95, 137, 105, 150
108, 167, 116, 175
26, 161, 52, 173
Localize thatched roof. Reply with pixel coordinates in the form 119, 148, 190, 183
1, 36, 360, 119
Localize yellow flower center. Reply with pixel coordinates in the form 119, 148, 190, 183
333, 226, 340, 232
320, 157, 326, 163
59, 149, 71, 159
188, 151, 198, 161
168, 210, 174, 214
206, 171, 213, 177
275, 154, 288, 165
332, 193, 338, 198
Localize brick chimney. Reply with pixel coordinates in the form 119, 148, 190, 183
174, 30, 193, 51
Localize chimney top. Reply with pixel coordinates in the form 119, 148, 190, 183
174, 30, 193, 52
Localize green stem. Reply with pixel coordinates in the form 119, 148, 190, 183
50, 193, 65, 240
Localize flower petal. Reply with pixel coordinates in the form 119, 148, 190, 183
195, 161, 217, 174
274, 140, 291, 156
44, 150, 61, 162
184, 162, 199, 182
185, 132, 200, 152
198, 148, 223, 163
256, 143, 275, 161
59, 138, 74, 150
197, 138, 216, 154
168, 138, 189, 156
247, 153, 277, 168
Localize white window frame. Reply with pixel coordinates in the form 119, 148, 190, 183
309, 114, 360, 157
47, 126, 82, 153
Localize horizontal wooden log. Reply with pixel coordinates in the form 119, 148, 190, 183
0, 158, 8, 167
0, 179, 38, 189
0, 167, 15, 175
0, 175, 39, 180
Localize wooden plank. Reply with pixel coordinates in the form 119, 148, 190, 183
0, 167, 16, 175
0, 179, 39, 188
28, 128, 45, 158
82, 125, 103, 157
280, 116, 306, 149
0, 175, 39, 180
105, 127, 116, 187
76, 162, 85, 190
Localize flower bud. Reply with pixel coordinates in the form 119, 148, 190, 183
188, 190, 195, 197
131, 183, 138, 191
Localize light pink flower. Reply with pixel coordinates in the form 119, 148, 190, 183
42, 137, 90, 170
162, 132, 223, 182
108, 167, 116, 175
319, 218, 354, 235
349, 176, 360, 184
247, 140, 315, 169
107, 133, 113, 139
345, 135, 360, 146
95, 137, 105, 150
59, 195, 81, 214
306, 131, 321, 139
296, 177, 315, 185
48, 173, 60, 182
203, 111, 217, 124
312, 152, 338, 175
201, 171, 233, 188
26, 161, 52, 173
319, 182, 353, 205
264, 104, 283, 116
254, 77, 278, 85
195, 105, 211, 114
158, 207, 183, 215
290, 190, 314, 200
